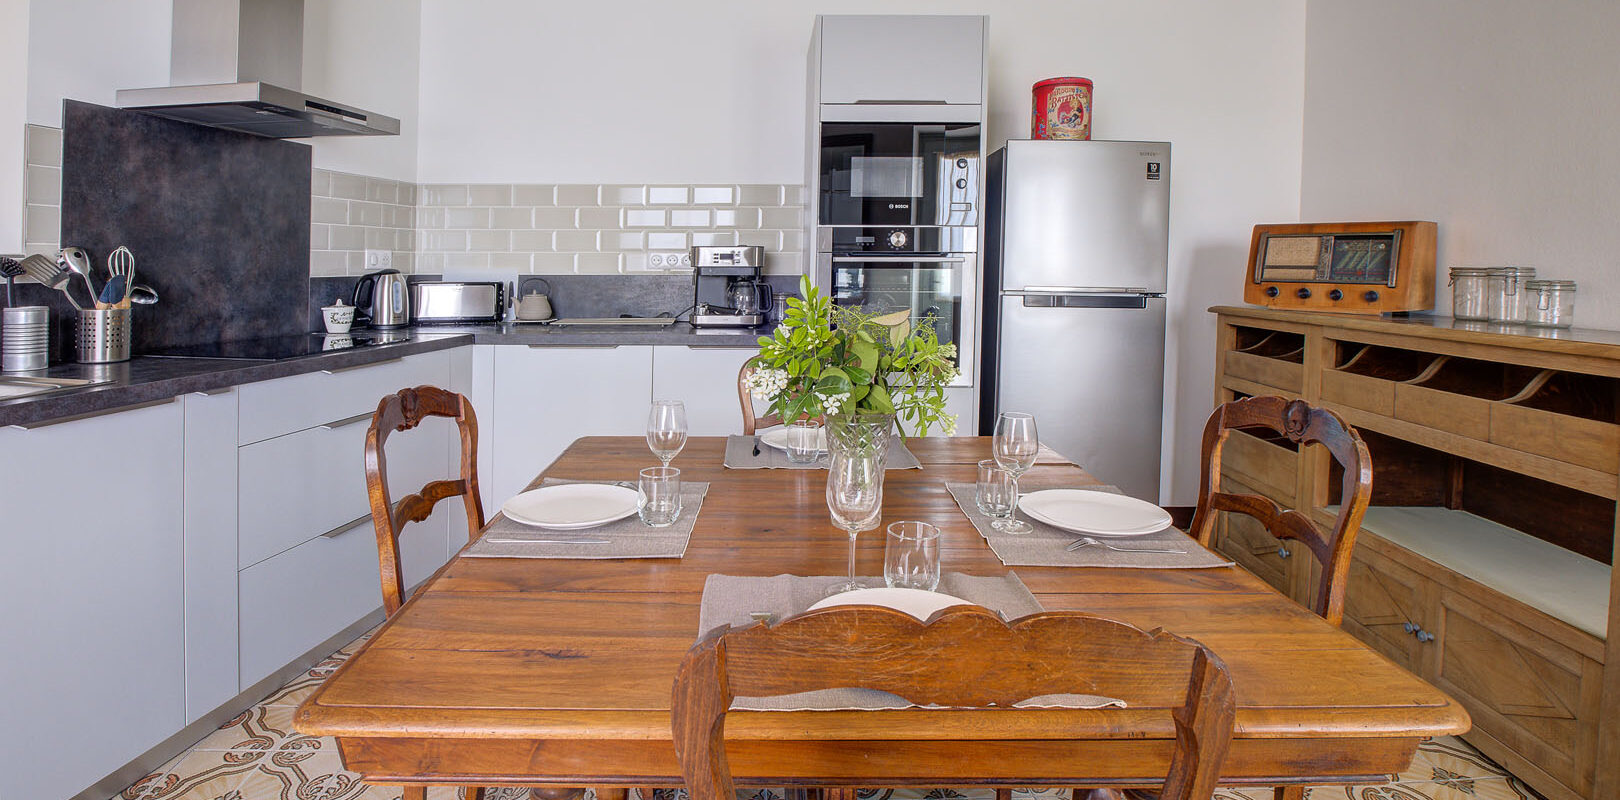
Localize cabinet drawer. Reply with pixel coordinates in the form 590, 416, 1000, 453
1491, 403, 1620, 474
1223, 350, 1303, 394
1342, 542, 1428, 670
237, 350, 450, 444
1221, 430, 1297, 505
1394, 383, 1491, 440
238, 411, 454, 569
1321, 370, 1395, 417
1431, 589, 1601, 796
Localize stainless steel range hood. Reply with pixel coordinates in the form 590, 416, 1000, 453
115, 0, 399, 138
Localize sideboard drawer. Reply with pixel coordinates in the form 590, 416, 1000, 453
237, 350, 450, 445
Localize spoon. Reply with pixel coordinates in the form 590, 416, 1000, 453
129, 283, 158, 305
1066, 536, 1185, 554
59, 247, 100, 305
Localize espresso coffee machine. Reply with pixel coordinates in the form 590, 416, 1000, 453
690, 246, 772, 328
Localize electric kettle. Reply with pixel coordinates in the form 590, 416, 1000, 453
352, 269, 410, 329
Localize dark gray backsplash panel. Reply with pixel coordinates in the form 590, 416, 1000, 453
60, 100, 311, 353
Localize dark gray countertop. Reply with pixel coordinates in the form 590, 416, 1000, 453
0, 322, 766, 428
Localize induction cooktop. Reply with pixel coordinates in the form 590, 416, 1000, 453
143, 332, 406, 361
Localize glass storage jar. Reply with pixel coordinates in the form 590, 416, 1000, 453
1525, 279, 1576, 328
1486, 266, 1537, 323
1449, 267, 1493, 320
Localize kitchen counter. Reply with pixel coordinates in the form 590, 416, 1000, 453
0, 322, 768, 428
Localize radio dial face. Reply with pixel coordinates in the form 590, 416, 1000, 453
887, 230, 909, 249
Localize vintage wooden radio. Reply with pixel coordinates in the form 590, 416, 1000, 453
1245, 221, 1436, 313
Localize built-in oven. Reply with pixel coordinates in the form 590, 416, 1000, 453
817, 122, 980, 227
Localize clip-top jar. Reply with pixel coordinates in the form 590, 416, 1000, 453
1449, 267, 1493, 321
1525, 280, 1576, 328
1486, 266, 1537, 323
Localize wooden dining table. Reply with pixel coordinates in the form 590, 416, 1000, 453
296, 435, 1470, 793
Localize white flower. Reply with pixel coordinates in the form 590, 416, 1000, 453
817, 391, 851, 415
744, 368, 789, 401
941, 416, 958, 436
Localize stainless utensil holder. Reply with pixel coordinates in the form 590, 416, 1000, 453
3, 305, 50, 372
77, 308, 131, 363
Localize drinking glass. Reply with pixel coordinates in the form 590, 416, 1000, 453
992, 412, 1039, 535
975, 459, 1016, 528
884, 520, 941, 591
646, 400, 687, 466
825, 449, 884, 595
637, 466, 683, 527
785, 419, 823, 464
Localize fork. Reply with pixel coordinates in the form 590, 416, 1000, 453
1066, 536, 1185, 554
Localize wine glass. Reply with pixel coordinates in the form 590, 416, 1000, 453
646, 400, 687, 466
992, 411, 1039, 535
825, 449, 884, 595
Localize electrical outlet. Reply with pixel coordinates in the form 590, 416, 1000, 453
647, 251, 691, 270
364, 249, 392, 269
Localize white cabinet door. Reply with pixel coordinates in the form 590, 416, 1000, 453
490, 346, 654, 503
0, 400, 186, 800
182, 388, 241, 723
819, 15, 985, 106
651, 346, 757, 437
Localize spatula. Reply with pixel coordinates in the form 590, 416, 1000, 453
17, 254, 84, 310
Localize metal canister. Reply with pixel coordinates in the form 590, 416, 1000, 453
1032, 77, 1093, 140
2, 305, 50, 371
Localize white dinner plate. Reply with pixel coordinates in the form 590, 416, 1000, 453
808, 587, 972, 621
1018, 489, 1173, 537
500, 483, 639, 530
759, 426, 828, 453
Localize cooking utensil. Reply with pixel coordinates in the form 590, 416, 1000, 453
1066, 536, 1186, 554
107, 246, 135, 306
18, 253, 85, 310
99, 275, 127, 306
59, 247, 100, 306
516, 277, 554, 321
0, 257, 23, 306
129, 283, 158, 305
352, 268, 410, 328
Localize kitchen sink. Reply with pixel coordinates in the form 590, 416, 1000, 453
0, 376, 108, 399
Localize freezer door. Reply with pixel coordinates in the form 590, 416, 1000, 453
997, 140, 1170, 293
992, 295, 1166, 501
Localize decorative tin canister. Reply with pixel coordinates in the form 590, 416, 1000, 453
1032, 77, 1093, 140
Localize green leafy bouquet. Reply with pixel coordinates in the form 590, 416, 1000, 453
745, 276, 960, 436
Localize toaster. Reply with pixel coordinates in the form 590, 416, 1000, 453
411, 282, 507, 324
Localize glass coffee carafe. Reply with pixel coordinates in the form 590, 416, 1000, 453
728, 279, 772, 316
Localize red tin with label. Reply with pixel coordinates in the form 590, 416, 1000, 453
1032, 77, 1093, 140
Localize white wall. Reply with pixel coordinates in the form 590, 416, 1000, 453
416, 0, 1308, 503
1302, 0, 1620, 327
24, 0, 173, 127
1, 0, 30, 252
303, 0, 421, 181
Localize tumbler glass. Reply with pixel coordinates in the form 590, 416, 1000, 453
637, 466, 683, 527
884, 520, 942, 591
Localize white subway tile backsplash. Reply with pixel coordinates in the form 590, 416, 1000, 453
555, 185, 599, 206
760, 207, 803, 229
616, 232, 645, 250
312, 197, 348, 224
418, 252, 446, 271
669, 209, 710, 227
25, 125, 63, 166
729, 208, 762, 229
364, 179, 397, 204
554, 230, 600, 252
445, 207, 491, 229
468, 185, 512, 206
310, 224, 329, 250
329, 173, 368, 201
782, 185, 807, 206
25, 165, 60, 206
692, 186, 735, 205
417, 207, 445, 228
310, 250, 346, 277
577, 207, 620, 229
422, 184, 469, 206
647, 232, 687, 250
351, 201, 386, 227
603, 185, 647, 206
532, 252, 574, 274
738, 231, 778, 250
490, 252, 531, 271
420, 229, 469, 252
691, 231, 738, 247
532, 207, 577, 228
329, 225, 365, 250
492, 207, 533, 229
511, 230, 555, 251
468, 229, 511, 251
623, 209, 665, 227
445, 252, 492, 269
575, 253, 622, 274
648, 186, 688, 205
512, 185, 555, 205
737, 185, 781, 206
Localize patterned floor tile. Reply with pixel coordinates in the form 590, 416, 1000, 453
117, 749, 254, 800
1404, 738, 1518, 783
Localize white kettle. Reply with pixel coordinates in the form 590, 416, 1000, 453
516, 278, 553, 321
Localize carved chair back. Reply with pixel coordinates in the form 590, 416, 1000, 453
364, 385, 485, 616
1187, 395, 1373, 626
672, 605, 1236, 800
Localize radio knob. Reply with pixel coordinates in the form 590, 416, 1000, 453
1296, 288, 1312, 299
1264, 286, 1280, 298
1364, 290, 1381, 302
887, 230, 908, 249
1329, 289, 1344, 301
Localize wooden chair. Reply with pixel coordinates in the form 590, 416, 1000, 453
1185, 395, 1371, 800
738, 359, 783, 435
1187, 395, 1373, 627
672, 605, 1237, 800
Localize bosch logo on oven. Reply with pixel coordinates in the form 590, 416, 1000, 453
887, 203, 910, 210
1146, 162, 1162, 180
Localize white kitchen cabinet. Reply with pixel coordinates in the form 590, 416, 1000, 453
182, 387, 241, 723
489, 345, 654, 503
0, 399, 186, 800
651, 346, 757, 436
817, 15, 985, 106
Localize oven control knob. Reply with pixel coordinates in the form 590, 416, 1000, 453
1265, 286, 1280, 298
1364, 290, 1381, 302
956, 158, 969, 168
1329, 289, 1344, 301
1296, 288, 1312, 299
887, 230, 908, 249
955, 178, 968, 189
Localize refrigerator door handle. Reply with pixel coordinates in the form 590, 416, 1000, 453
1014, 291, 1153, 309
1008, 285, 1154, 295
831, 255, 968, 263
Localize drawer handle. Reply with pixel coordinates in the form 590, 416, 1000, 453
527, 345, 621, 350
6, 397, 175, 431
1414, 627, 1435, 643
1403, 622, 1417, 634
322, 513, 374, 539
321, 357, 404, 375
190, 387, 233, 397
319, 412, 374, 430
1276, 545, 1291, 559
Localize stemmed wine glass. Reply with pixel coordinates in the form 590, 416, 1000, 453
825, 449, 884, 595
646, 400, 687, 467
992, 411, 1039, 535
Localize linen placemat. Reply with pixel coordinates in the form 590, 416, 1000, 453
946, 483, 1234, 570
722, 434, 923, 470
462, 479, 709, 559
696, 572, 1120, 711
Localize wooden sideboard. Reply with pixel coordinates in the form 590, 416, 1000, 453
1209, 306, 1619, 800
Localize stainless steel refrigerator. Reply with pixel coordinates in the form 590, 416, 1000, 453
979, 139, 1171, 501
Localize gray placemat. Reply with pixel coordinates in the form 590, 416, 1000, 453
462, 479, 708, 559
946, 483, 1235, 570
697, 572, 1119, 711
723, 434, 922, 470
